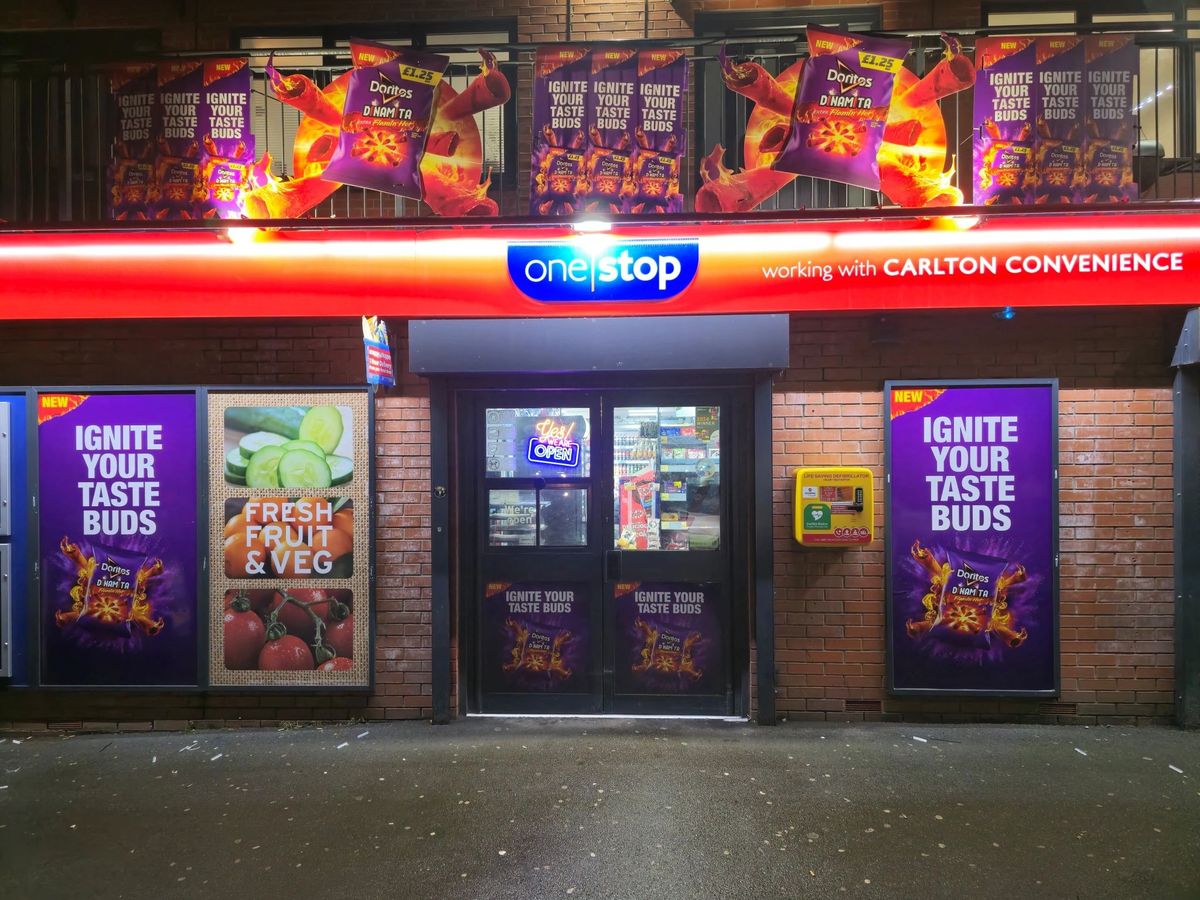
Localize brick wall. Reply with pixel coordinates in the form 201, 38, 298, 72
0, 317, 436, 729
773, 308, 1182, 726
680, 0, 980, 30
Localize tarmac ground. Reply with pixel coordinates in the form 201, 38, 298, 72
0, 719, 1197, 899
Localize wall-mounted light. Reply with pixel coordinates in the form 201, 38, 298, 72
572, 219, 611, 234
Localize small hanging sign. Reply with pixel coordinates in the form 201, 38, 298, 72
362, 316, 395, 386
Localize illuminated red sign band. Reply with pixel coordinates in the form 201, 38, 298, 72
2, 210, 1200, 320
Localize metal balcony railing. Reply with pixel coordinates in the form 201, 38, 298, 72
1, 23, 1197, 226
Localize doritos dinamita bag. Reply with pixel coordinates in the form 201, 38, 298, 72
929, 547, 1010, 649
773, 26, 911, 191
322, 40, 449, 199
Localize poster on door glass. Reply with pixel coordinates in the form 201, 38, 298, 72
613, 581, 722, 694
483, 582, 590, 692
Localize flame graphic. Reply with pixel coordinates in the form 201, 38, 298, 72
242, 67, 497, 218
38, 394, 88, 425
700, 34, 974, 212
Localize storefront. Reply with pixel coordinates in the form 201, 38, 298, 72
0, 209, 1196, 728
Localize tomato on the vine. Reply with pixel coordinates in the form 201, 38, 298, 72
267, 590, 330, 643
317, 657, 353, 672
258, 634, 314, 671
223, 595, 266, 670
324, 614, 354, 660
225, 589, 274, 615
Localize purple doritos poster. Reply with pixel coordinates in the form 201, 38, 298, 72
887, 383, 1056, 695
973, 37, 1037, 205
157, 61, 202, 158
583, 48, 637, 214
633, 49, 687, 214
531, 46, 590, 215
38, 393, 198, 686
483, 582, 590, 692
1034, 37, 1086, 204
154, 61, 204, 220
1084, 35, 1138, 203
107, 63, 156, 220
197, 58, 255, 219
613, 582, 723, 695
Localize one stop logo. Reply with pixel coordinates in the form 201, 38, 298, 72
507, 239, 699, 302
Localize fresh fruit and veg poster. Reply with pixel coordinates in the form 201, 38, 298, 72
208, 391, 371, 688
886, 382, 1057, 695
38, 392, 199, 686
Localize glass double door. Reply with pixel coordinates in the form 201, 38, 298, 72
468, 389, 736, 715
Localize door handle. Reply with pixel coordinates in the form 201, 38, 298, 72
605, 550, 622, 580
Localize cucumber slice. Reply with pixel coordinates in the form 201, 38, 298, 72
245, 445, 287, 488
278, 449, 333, 489
224, 465, 247, 486
225, 448, 248, 477
239, 431, 289, 460
225, 406, 305, 440
299, 406, 344, 455
281, 439, 327, 457
327, 455, 354, 485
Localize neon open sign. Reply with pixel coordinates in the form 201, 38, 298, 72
526, 418, 581, 468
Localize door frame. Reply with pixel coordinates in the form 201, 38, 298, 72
601, 387, 741, 716
463, 389, 605, 715
438, 371, 768, 720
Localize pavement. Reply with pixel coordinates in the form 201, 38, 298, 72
0, 719, 1197, 900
